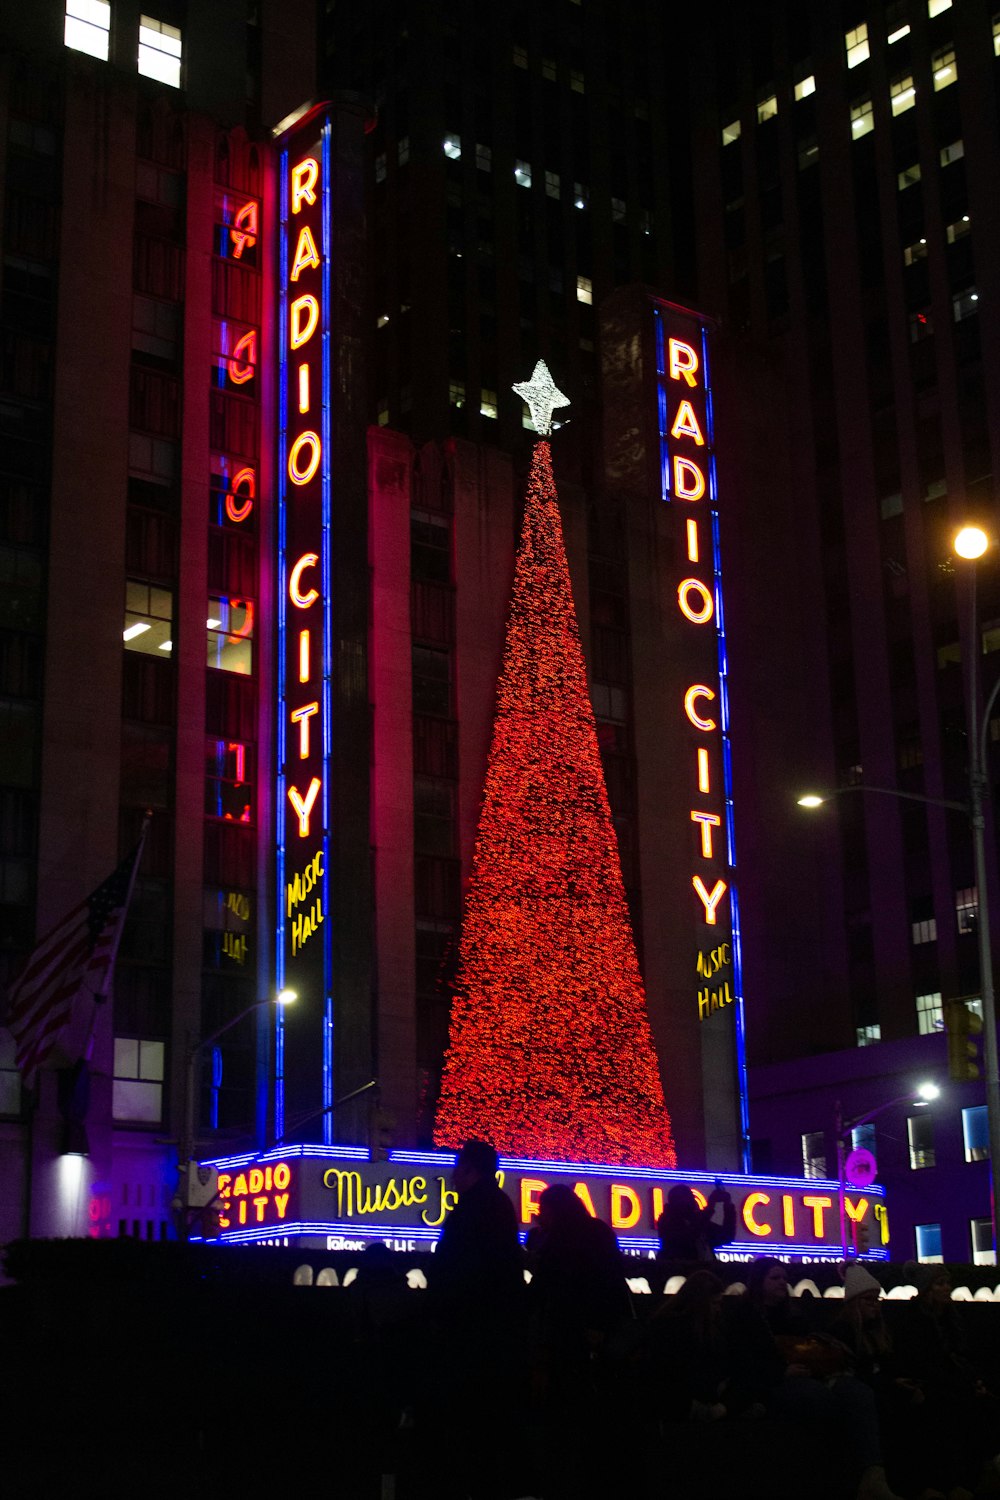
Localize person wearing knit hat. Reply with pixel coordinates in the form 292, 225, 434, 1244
844, 1264, 883, 1301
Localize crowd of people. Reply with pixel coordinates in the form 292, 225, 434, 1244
341, 1140, 1000, 1500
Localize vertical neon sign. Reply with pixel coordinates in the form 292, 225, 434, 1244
277, 112, 334, 1141
654, 303, 750, 1170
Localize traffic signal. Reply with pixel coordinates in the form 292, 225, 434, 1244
945, 997, 983, 1082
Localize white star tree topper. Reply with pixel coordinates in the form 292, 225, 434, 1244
512, 359, 570, 436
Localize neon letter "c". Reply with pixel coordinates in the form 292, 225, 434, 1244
289, 553, 319, 609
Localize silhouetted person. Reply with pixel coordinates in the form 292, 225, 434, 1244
655, 1182, 735, 1267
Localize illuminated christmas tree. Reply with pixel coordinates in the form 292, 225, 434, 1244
434, 364, 676, 1166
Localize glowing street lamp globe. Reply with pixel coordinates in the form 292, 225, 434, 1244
954, 526, 989, 560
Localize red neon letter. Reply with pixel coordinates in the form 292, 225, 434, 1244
291, 702, 319, 759
668, 337, 699, 388
288, 777, 322, 837
288, 431, 321, 486
299, 630, 311, 683
289, 553, 320, 608
670, 399, 705, 445
226, 466, 255, 524
674, 456, 706, 501
691, 810, 721, 858
227, 328, 256, 385
678, 579, 714, 624
802, 1195, 833, 1238
298, 363, 310, 414
684, 685, 716, 731
291, 157, 319, 214
610, 1184, 641, 1230
693, 876, 728, 925
686, 517, 699, 562
230, 199, 258, 259
782, 1195, 795, 1237
290, 294, 319, 350
290, 223, 321, 282
743, 1192, 772, 1237
697, 748, 710, 794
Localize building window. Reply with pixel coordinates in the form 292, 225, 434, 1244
890, 74, 916, 115
545, 171, 560, 199
956, 887, 979, 934
994, 14, 1000, 57
475, 143, 492, 172
514, 160, 532, 188
880, 492, 903, 519
898, 163, 921, 190
932, 46, 957, 91
909, 310, 933, 342
375, 152, 387, 183
64, 0, 110, 61
802, 1131, 827, 1179
442, 134, 461, 160
915, 990, 943, 1033
845, 24, 870, 68
856, 1024, 881, 1047
138, 16, 182, 88
912, 919, 938, 947
915, 1223, 943, 1262
963, 1106, 989, 1163
721, 119, 741, 146
569, 69, 585, 94
0, 1029, 21, 1115
480, 389, 498, 420
205, 738, 252, 823
573, 183, 589, 210
113, 1038, 164, 1124
903, 239, 928, 266
611, 197, 626, 224
908, 1113, 936, 1170
756, 95, 778, 124
888, 24, 911, 44
928, 0, 952, 14
798, 137, 819, 169
851, 1122, 876, 1156
946, 216, 971, 243
512, 43, 528, 68
971, 1218, 995, 1266
207, 596, 253, 675
794, 75, 816, 101
398, 137, 410, 166
851, 99, 874, 139
953, 288, 980, 322
940, 139, 964, 167
124, 580, 173, 657
576, 276, 593, 306
541, 56, 557, 82
448, 380, 465, 409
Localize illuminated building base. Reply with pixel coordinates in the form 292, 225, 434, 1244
192, 1147, 887, 1261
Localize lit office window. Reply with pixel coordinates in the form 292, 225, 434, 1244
994, 14, 1000, 57
898, 163, 921, 190
480, 389, 498, 420
138, 16, 182, 88
757, 94, 778, 124
915, 989, 943, 1032
794, 75, 815, 101
915, 1223, 943, 1262
124, 580, 174, 656
448, 380, 465, 409
946, 216, 971, 242
940, 139, 963, 167
573, 182, 588, 210
971, 1218, 995, 1266
890, 74, 916, 115
845, 24, 870, 68
64, 0, 110, 60
851, 99, 874, 139
113, 1038, 164, 1123
888, 24, 910, 43
953, 288, 980, 321
908, 1113, 936, 1170
514, 160, 532, 188
963, 1106, 989, 1163
851, 1122, 876, 1155
956, 886, 979, 932
912, 918, 938, 946
856, 1024, 881, 1047
207, 596, 253, 675
801, 1131, 827, 1179
928, 0, 952, 14
576, 276, 593, 305
442, 134, 462, 160
721, 120, 741, 145
932, 47, 957, 91
903, 239, 928, 265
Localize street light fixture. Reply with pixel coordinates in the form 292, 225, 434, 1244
177, 988, 297, 1238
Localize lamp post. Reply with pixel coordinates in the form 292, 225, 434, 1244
834, 1082, 940, 1260
177, 987, 296, 1238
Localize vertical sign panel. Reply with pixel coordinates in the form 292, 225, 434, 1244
653, 302, 749, 1169
277, 116, 333, 1141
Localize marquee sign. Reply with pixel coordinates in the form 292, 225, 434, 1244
196, 1148, 888, 1261
276, 109, 335, 1139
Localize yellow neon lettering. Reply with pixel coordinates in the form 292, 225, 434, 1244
802, 1195, 833, 1238
252, 1195, 268, 1222
691, 810, 721, 858
670, 399, 705, 445
697, 748, 710, 794
289, 552, 320, 608
678, 578, 714, 624
743, 1192, 772, 1236
233, 1174, 248, 1196
288, 777, 322, 836
845, 1196, 869, 1224
652, 1187, 665, 1221
693, 876, 728, 925
691, 1188, 708, 1210
275, 1192, 290, 1219
248, 1168, 264, 1194
610, 1183, 641, 1230
674, 456, 706, 501
274, 1162, 291, 1191
421, 1177, 458, 1227
227, 328, 256, 385
298, 363, 310, 414
290, 223, 321, 282
299, 629, 311, 682
286, 851, 324, 915
291, 701, 319, 758
686, 517, 699, 563
684, 685, 716, 731
288, 431, 321, 485
290, 293, 319, 350
217, 1174, 231, 1198
782, 1195, 795, 1237
291, 156, 319, 214
573, 1183, 597, 1217
520, 1178, 548, 1223
668, 337, 700, 388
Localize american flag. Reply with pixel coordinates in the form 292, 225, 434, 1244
5, 837, 145, 1088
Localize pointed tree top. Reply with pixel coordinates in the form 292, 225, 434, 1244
512, 359, 570, 436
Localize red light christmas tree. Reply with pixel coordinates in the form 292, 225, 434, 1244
434, 377, 676, 1167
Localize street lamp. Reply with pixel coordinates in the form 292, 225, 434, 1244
177, 988, 297, 1238
835, 1080, 940, 1260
